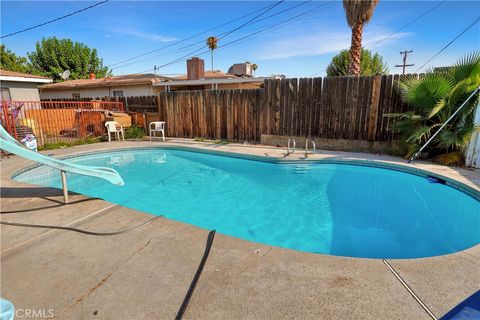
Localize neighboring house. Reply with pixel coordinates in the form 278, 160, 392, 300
39, 58, 280, 98
155, 57, 279, 91
0, 69, 52, 101
39, 73, 171, 99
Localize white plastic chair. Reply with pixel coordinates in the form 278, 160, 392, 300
105, 121, 124, 142
149, 121, 165, 141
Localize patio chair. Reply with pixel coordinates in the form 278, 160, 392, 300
105, 121, 125, 142
149, 121, 165, 141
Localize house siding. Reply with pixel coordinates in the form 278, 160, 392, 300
40, 84, 165, 99
1, 80, 41, 101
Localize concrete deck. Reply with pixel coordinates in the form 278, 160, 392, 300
1, 140, 479, 319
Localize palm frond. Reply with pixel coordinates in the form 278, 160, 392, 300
434, 124, 475, 150
405, 144, 421, 158
385, 111, 424, 120
449, 51, 480, 83
428, 99, 447, 118
406, 125, 434, 144
433, 152, 463, 166
400, 74, 454, 115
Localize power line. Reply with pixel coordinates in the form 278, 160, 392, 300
367, 0, 447, 50
415, 15, 480, 72
217, 0, 285, 40
107, 1, 283, 68
1, 0, 109, 39
112, 0, 314, 72
153, 1, 334, 71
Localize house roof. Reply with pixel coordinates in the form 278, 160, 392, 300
0, 69, 52, 83
173, 70, 238, 80
154, 76, 278, 88
40, 73, 171, 90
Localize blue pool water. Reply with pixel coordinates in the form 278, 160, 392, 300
14, 148, 480, 259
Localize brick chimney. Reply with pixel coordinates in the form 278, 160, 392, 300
187, 57, 205, 80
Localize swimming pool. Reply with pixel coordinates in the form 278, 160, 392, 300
13, 148, 480, 259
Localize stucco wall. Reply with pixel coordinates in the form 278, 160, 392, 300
40, 84, 159, 99
1, 81, 41, 101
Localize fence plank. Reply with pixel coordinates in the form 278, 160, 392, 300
367, 75, 382, 141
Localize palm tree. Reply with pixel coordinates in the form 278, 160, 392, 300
206, 36, 218, 70
342, 0, 379, 75
251, 63, 258, 76
389, 52, 480, 165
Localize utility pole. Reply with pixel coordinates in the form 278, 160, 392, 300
395, 50, 414, 74
153, 65, 158, 78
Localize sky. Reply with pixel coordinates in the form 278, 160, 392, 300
1, 0, 479, 77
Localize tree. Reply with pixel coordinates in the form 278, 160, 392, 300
0, 45, 28, 73
342, 0, 379, 75
389, 52, 480, 165
326, 48, 388, 76
206, 36, 218, 70
27, 37, 110, 81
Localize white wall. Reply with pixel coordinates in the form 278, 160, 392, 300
40, 84, 158, 99
1, 81, 41, 101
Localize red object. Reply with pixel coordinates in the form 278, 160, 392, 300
89, 73, 96, 80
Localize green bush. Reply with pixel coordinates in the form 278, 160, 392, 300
124, 126, 145, 139
389, 52, 480, 165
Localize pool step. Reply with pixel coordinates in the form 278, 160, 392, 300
293, 166, 310, 174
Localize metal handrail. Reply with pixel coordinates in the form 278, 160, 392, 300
408, 86, 480, 163
305, 139, 316, 158
287, 138, 296, 155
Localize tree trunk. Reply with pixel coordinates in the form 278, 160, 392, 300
348, 21, 364, 76
211, 50, 214, 71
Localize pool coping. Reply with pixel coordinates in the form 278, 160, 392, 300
11, 144, 480, 201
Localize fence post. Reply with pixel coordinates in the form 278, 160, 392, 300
367, 75, 382, 141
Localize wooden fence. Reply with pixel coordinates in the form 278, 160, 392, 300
45, 74, 412, 142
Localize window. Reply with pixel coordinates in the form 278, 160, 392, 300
0, 87, 11, 101
112, 90, 124, 98
72, 93, 80, 98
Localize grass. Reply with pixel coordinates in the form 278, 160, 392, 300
39, 137, 101, 151
194, 137, 229, 144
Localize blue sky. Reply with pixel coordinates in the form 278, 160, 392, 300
1, 1, 479, 77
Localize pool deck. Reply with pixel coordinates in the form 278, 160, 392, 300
1, 139, 479, 319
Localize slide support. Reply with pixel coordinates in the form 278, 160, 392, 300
61, 170, 69, 204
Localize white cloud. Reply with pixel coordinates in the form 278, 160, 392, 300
108, 27, 178, 43
123, 30, 178, 43
255, 29, 412, 60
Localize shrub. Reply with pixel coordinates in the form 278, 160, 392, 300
389, 52, 480, 165
124, 126, 145, 139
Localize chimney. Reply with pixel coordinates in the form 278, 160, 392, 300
187, 57, 205, 80
89, 73, 96, 80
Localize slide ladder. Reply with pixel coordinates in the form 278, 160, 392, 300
0, 125, 124, 203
